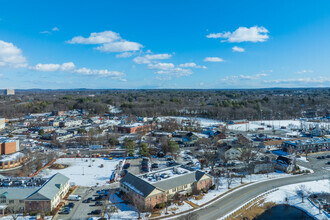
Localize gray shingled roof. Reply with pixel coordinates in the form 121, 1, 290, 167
120, 172, 157, 197
26, 173, 69, 201
0, 188, 38, 200
152, 171, 207, 191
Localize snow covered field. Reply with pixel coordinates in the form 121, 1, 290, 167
37, 158, 122, 186
158, 116, 225, 127
228, 119, 329, 132
264, 179, 330, 219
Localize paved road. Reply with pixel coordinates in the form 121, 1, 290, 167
177, 152, 329, 220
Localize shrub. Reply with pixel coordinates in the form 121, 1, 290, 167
155, 203, 165, 209
29, 211, 37, 216
210, 184, 216, 190
201, 188, 208, 193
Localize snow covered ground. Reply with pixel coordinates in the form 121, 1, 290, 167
189, 172, 290, 206
37, 158, 122, 186
228, 119, 329, 132
264, 179, 330, 219
107, 193, 147, 219
158, 116, 225, 127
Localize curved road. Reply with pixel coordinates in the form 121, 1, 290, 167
177, 155, 329, 220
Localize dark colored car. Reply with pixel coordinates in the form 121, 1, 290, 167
59, 210, 70, 215
157, 151, 165, 157
123, 163, 130, 169
67, 202, 75, 208
83, 198, 92, 203
95, 201, 104, 206
91, 209, 102, 215
120, 169, 128, 177
166, 157, 173, 161
186, 161, 194, 166
151, 163, 159, 168
142, 166, 149, 172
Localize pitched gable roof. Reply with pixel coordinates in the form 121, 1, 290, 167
26, 173, 69, 201
120, 172, 157, 197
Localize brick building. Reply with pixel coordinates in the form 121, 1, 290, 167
0, 138, 19, 155
120, 170, 212, 210
117, 123, 152, 134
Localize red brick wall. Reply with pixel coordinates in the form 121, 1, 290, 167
1, 142, 17, 155
145, 193, 166, 210
25, 200, 51, 212
196, 178, 212, 191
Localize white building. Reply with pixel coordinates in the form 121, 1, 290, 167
0, 118, 5, 130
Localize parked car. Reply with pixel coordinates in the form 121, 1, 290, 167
157, 151, 165, 157
326, 155, 330, 158
91, 209, 102, 215
95, 201, 104, 206
151, 163, 159, 168
83, 198, 92, 203
59, 209, 70, 215
123, 163, 130, 169
67, 202, 75, 208
166, 161, 174, 166
120, 169, 128, 177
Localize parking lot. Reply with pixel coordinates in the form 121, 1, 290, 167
296, 151, 330, 171
55, 183, 119, 220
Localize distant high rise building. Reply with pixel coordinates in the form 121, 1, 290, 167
5, 89, 15, 95
0, 118, 5, 130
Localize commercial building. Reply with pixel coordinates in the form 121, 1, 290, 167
0, 138, 19, 155
0, 173, 70, 213
117, 123, 151, 134
120, 169, 212, 210
0, 118, 5, 130
4, 89, 15, 95
282, 138, 330, 153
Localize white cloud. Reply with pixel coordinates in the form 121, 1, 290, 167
0, 73, 3, 77
203, 57, 224, 62
221, 73, 268, 82
40, 27, 60, 34
0, 40, 27, 68
32, 62, 75, 72
40, 31, 51, 34
148, 62, 175, 70
67, 30, 143, 53
232, 46, 245, 52
264, 77, 330, 84
154, 76, 172, 81
179, 62, 207, 69
67, 31, 120, 44
96, 41, 143, 53
255, 73, 269, 77
31, 62, 125, 80
207, 26, 269, 43
155, 68, 192, 77
295, 70, 314, 74
116, 52, 135, 58
133, 53, 172, 64
74, 67, 124, 78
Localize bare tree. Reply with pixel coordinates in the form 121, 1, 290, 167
6, 204, 23, 220
106, 205, 118, 220
295, 184, 311, 203
132, 198, 145, 219
226, 169, 234, 189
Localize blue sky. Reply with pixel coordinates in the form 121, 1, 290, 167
0, 0, 329, 89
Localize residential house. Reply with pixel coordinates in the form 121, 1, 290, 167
275, 156, 296, 173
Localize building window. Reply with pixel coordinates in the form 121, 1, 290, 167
9, 200, 14, 204
19, 200, 24, 203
